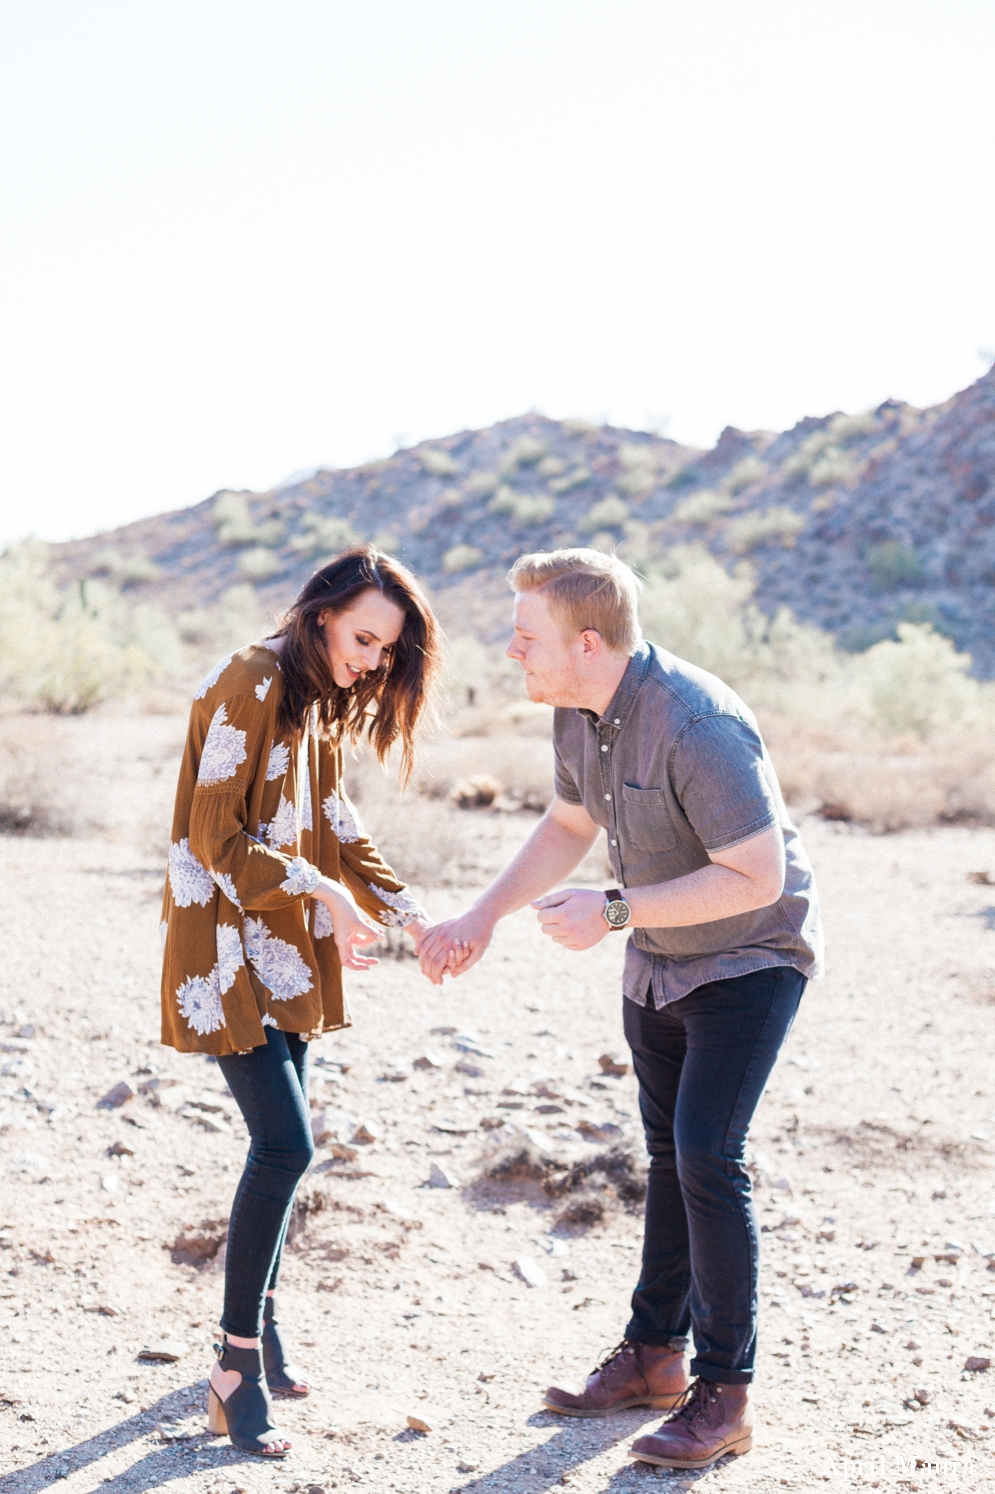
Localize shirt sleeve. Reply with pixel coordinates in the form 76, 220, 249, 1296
187, 692, 321, 911
553, 714, 584, 805
319, 763, 427, 928
670, 714, 779, 853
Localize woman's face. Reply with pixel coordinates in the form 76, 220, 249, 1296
317, 589, 406, 690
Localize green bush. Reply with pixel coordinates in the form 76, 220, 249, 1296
671, 489, 734, 526
579, 494, 629, 532
665, 465, 699, 490
720, 456, 766, 495
560, 417, 598, 437
290, 514, 360, 557
866, 540, 924, 591
488, 488, 554, 525
442, 544, 485, 573
90, 548, 161, 585
724, 507, 805, 553
419, 447, 460, 478
466, 470, 500, 497
549, 466, 591, 495
213, 491, 284, 548
177, 584, 268, 653
537, 455, 566, 479
499, 436, 547, 474
859, 624, 976, 738
238, 548, 282, 582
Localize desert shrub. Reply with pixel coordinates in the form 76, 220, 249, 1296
419, 447, 460, 478
212, 492, 284, 549
442, 544, 484, 573
549, 466, 591, 494
616, 468, 656, 499
238, 547, 282, 582
537, 455, 566, 479
829, 410, 879, 441
579, 494, 629, 532
488, 488, 554, 525
90, 549, 161, 585
866, 540, 924, 591
858, 624, 977, 738
499, 436, 547, 474
446, 636, 492, 705
466, 470, 500, 497
290, 513, 360, 557
671, 489, 734, 526
176, 584, 269, 654
724, 507, 805, 553
720, 456, 766, 495
782, 422, 868, 489
560, 417, 598, 436
0, 544, 185, 713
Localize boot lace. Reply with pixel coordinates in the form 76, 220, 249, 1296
594, 1339, 638, 1374
665, 1378, 724, 1435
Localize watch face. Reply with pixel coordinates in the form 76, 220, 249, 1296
605, 899, 630, 928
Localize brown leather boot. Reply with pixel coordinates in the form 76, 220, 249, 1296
629, 1377, 753, 1468
543, 1340, 689, 1417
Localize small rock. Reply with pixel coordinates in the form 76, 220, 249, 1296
513, 1256, 547, 1288
101, 1175, 119, 1194
328, 1142, 359, 1162
428, 1163, 460, 1189
455, 1059, 485, 1078
453, 1035, 496, 1058
406, 1413, 432, 1433
379, 1070, 408, 1083
430, 1025, 458, 1036
598, 1053, 629, 1077
576, 1119, 623, 1143
536, 1104, 566, 1115
98, 1082, 135, 1110
16, 1024, 37, 1039
106, 1141, 134, 1158
137, 1342, 184, 1362
352, 1121, 380, 1145
413, 1053, 444, 1070
457, 1462, 478, 1473
914, 1387, 932, 1403
966, 1357, 992, 1373
84, 1303, 119, 1317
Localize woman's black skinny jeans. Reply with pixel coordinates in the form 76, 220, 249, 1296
216, 1028, 314, 1339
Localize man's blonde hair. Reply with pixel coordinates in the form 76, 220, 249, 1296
507, 548, 643, 654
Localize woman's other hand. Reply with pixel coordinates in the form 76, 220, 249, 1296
418, 908, 495, 986
312, 879, 381, 971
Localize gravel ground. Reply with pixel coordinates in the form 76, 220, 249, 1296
3, 719, 995, 1493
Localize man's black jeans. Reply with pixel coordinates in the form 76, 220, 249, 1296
216, 1028, 314, 1339
622, 965, 805, 1384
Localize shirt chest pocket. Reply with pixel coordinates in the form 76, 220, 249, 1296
621, 784, 680, 852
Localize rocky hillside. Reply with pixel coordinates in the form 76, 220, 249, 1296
48, 367, 995, 671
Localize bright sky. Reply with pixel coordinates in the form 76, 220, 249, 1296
1, 1, 993, 547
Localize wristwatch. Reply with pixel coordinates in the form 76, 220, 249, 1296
603, 888, 631, 930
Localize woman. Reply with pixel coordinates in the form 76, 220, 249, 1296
160, 545, 442, 1457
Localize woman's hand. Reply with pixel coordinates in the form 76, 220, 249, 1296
312, 878, 381, 971
418, 907, 496, 986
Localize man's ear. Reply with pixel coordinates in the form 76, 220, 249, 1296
578, 628, 602, 662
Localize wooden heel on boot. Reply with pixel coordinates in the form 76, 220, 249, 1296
207, 1387, 228, 1435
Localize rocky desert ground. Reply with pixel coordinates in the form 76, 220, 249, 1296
3, 714, 995, 1494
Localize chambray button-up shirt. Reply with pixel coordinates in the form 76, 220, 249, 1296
552, 641, 823, 1009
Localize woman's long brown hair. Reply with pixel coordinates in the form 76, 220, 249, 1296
270, 545, 441, 783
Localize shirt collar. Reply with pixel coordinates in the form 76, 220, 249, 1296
578, 641, 652, 731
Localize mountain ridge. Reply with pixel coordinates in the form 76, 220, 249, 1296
46, 366, 995, 672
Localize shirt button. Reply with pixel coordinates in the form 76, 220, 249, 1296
611, 838, 617, 846
600, 744, 608, 752
605, 793, 612, 801
614, 718, 621, 725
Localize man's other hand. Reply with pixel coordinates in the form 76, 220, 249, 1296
531, 889, 610, 951
417, 908, 496, 986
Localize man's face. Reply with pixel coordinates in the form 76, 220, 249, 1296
506, 591, 587, 706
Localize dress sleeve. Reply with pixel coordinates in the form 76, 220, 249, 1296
319, 773, 427, 929
187, 692, 321, 911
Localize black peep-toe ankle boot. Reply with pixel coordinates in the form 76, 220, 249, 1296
207, 1337, 289, 1457
263, 1296, 310, 1398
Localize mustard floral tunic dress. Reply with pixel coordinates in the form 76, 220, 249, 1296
160, 644, 424, 1057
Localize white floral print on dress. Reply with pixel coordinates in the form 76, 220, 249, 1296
198, 703, 248, 785
265, 741, 290, 781
261, 1013, 279, 1028
280, 856, 320, 897
176, 969, 224, 1035
244, 917, 314, 1002
216, 923, 245, 995
159, 919, 169, 950
193, 654, 233, 701
212, 870, 242, 909
372, 884, 427, 928
313, 899, 333, 939
322, 788, 362, 843
255, 676, 272, 702
168, 838, 215, 908
263, 795, 297, 848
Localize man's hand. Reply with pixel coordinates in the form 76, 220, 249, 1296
531, 888, 610, 951
417, 907, 496, 986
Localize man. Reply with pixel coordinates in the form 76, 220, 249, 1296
420, 548, 822, 1471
